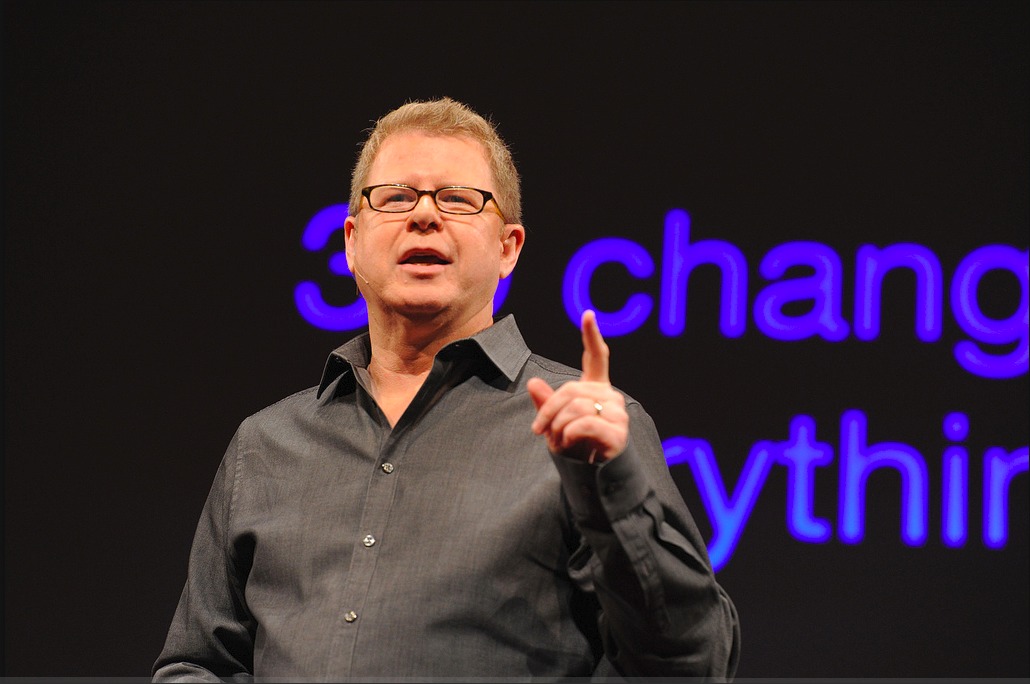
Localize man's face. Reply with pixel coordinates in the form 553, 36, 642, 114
344, 132, 524, 326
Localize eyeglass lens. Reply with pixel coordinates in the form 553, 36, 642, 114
368, 186, 485, 214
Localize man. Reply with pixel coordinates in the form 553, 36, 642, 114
154, 97, 740, 680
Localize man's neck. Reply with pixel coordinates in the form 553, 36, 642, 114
364, 308, 493, 426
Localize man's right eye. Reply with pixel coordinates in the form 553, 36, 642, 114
378, 190, 415, 206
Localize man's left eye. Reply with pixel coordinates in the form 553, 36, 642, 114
438, 191, 475, 205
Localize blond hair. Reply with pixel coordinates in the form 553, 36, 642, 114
348, 98, 522, 225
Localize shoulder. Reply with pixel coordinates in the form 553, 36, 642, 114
523, 353, 581, 381
250, 384, 319, 418
234, 385, 323, 442
520, 353, 644, 410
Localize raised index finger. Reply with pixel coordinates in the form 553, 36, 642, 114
580, 309, 611, 384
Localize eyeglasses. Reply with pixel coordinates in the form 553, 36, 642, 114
361, 184, 504, 220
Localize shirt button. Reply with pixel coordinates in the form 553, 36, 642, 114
362, 534, 376, 547
344, 611, 358, 623
381, 463, 394, 474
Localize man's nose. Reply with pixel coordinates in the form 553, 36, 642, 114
407, 193, 441, 232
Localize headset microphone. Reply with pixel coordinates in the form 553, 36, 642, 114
350, 242, 371, 285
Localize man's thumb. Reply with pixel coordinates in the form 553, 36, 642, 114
526, 377, 554, 410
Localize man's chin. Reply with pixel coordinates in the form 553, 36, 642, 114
388, 296, 450, 319
399, 305, 447, 321
390, 296, 493, 326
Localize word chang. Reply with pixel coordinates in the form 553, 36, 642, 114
563, 209, 1028, 378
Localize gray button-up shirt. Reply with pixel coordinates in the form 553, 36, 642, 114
153, 315, 740, 680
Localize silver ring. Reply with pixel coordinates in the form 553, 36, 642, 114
593, 401, 604, 416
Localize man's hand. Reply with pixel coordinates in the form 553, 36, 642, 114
528, 310, 629, 463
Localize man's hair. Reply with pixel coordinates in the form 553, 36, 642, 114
349, 97, 522, 225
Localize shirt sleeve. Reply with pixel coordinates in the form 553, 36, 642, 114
550, 402, 741, 679
152, 429, 256, 682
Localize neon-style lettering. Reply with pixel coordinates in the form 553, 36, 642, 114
951, 245, 1029, 378
855, 244, 943, 342
660, 209, 747, 337
754, 242, 848, 341
942, 412, 969, 547
983, 446, 1029, 548
295, 204, 368, 332
772, 415, 834, 542
562, 237, 654, 337
839, 410, 928, 545
663, 437, 775, 572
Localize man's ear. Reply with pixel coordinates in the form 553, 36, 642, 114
499, 223, 526, 279
343, 215, 358, 273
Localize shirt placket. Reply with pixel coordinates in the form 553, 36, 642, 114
322, 399, 405, 676
325, 359, 454, 676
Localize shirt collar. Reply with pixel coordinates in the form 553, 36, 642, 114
316, 314, 531, 403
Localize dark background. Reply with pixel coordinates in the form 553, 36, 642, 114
3, 1, 1027, 677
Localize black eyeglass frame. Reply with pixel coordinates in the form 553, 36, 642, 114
360, 184, 506, 221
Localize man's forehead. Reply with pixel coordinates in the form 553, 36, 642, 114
369, 132, 492, 181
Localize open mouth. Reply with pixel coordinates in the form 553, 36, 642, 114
400, 250, 451, 265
